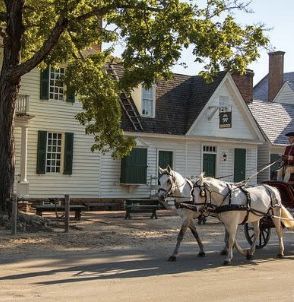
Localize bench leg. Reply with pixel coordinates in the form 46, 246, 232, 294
125, 210, 131, 219
75, 210, 82, 220
151, 210, 157, 219
36, 210, 42, 216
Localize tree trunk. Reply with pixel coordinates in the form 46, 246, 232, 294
0, 0, 24, 214
0, 79, 19, 214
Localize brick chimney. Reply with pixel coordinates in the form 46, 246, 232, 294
268, 51, 285, 101
231, 69, 254, 103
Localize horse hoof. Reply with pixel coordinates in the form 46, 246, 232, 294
276, 254, 284, 259
246, 254, 254, 260
223, 260, 231, 266
168, 256, 177, 261
220, 250, 228, 256
197, 252, 206, 257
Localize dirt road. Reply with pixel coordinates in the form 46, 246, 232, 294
1, 210, 294, 301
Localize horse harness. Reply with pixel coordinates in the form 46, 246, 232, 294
158, 171, 207, 217
193, 181, 277, 224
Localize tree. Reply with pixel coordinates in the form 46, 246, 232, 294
0, 0, 269, 213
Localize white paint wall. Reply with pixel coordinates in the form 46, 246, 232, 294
15, 68, 102, 199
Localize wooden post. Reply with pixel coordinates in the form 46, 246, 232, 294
64, 194, 70, 232
11, 194, 17, 235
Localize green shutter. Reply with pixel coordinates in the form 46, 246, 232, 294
121, 148, 147, 184
66, 89, 75, 103
270, 153, 280, 180
40, 68, 50, 100
234, 148, 246, 182
63, 132, 74, 175
36, 130, 47, 174
159, 151, 173, 169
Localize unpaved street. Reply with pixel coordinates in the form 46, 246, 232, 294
1, 210, 294, 301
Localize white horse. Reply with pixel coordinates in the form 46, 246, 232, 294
192, 172, 294, 265
158, 166, 206, 261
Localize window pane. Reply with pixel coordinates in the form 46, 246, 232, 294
46, 132, 62, 173
49, 67, 65, 101
142, 86, 154, 117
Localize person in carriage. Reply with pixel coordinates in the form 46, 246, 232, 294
277, 132, 294, 183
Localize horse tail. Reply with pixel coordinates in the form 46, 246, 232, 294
280, 205, 294, 228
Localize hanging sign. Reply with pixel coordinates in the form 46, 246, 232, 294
219, 111, 232, 128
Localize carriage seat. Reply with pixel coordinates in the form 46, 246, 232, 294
271, 170, 294, 185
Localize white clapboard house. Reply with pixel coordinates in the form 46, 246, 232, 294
12, 54, 264, 203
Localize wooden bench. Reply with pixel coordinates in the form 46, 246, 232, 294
124, 199, 161, 219
82, 202, 122, 211
35, 205, 86, 220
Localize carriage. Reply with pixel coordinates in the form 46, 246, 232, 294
244, 180, 294, 248
158, 166, 294, 265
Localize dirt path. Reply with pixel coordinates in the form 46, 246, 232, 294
1, 210, 294, 301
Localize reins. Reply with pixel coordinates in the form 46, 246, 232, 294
217, 157, 282, 182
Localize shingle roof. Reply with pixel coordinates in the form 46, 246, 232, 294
253, 72, 294, 101
248, 100, 294, 145
111, 64, 226, 135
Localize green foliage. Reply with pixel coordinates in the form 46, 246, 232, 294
0, 0, 270, 156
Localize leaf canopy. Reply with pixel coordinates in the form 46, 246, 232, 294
0, 0, 269, 157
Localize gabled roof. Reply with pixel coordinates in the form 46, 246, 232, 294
253, 72, 294, 101
248, 100, 294, 145
112, 63, 227, 135
287, 81, 294, 92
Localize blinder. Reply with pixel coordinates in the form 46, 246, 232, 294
193, 180, 208, 206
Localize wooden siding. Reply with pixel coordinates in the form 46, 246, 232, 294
12, 65, 261, 201
15, 68, 101, 199
189, 79, 260, 141
274, 83, 294, 104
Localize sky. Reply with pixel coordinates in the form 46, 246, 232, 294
172, 0, 294, 85
106, 0, 294, 86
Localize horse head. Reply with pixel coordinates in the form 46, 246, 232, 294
157, 166, 177, 201
192, 172, 209, 210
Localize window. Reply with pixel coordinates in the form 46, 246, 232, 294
37, 131, 74, 175
40, 67, 75, 103
120, 148, 147, 184
219, 96, 230, 112
142, 86, 154, 117
46, 132, 62, 173
50, 67, 65, 101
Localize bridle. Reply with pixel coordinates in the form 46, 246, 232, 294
158, 171, 192, 199
192, 180, 209, 207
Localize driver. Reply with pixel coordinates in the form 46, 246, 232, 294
277, 132, 294, 183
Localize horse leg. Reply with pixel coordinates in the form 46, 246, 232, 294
272, 210, 285, 258
245, 221, 260, 260
220, 229, 229, 255
168, 218, 190, 261
188, 220, 205, 257
223, 222, 242, 265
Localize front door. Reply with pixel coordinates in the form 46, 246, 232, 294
203, 153, 216, 177
234, 148, 246, 182
158, 151, 173, 169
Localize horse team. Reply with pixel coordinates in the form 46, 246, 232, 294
158, 166, 294, 265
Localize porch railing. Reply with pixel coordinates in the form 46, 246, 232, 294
16, 94, 30, 115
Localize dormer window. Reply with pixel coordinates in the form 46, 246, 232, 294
142, 85, 155, 117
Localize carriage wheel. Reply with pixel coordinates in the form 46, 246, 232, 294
244, 222, 271, 249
